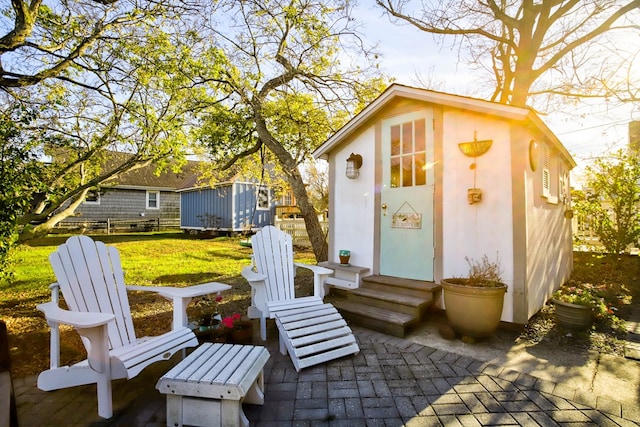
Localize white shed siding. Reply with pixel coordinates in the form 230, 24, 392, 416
525, 142, 573, 319
441, 110, 515, 322
329, 126, 377, 269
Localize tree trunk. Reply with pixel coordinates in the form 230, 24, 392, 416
286, 169, 328, 262
17, 190, 88, 242
253, 112, 328, 262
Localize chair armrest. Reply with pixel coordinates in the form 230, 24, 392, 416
241, 266, 267, 283
37, 302, 114, 329
127, 282, 231, 299
127, 283, 231, 329
294, 263, 333, 276
294, 263, 334, 299
242, 266, 268, 320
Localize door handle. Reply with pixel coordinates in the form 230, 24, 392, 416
381, 204, 387, 216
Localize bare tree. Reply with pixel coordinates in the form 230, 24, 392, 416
377, 0, 640, 108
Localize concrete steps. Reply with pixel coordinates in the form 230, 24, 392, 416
326, 275, 441, 337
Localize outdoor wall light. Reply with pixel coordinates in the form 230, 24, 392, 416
345, 153, 363, 179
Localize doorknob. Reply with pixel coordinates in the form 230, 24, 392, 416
381, 204, 387, 216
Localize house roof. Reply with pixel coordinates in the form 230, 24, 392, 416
101, 152, 201, 191
313, 83, 576, 168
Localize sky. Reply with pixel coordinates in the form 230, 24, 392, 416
352, 3, 639, 168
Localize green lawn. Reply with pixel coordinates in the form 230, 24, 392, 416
1, 232, 316, 378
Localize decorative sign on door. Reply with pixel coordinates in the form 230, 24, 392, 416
391, 201, 422, 229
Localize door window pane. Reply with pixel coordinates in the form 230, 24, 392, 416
390, 125, 400, 156
415, 153, 426, 186
389, 118, 428, 188
390, 157, 400, 188
402, 155, 413, 187
402, 122, 412, 154
415, 119, 425, 152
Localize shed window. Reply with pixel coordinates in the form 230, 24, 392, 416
541, 144, 560, 204
542, 145, 550, 198
147, 191, 160, 209
257, 186, 270, 210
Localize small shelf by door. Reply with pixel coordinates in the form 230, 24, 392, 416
319, 261, 369, 290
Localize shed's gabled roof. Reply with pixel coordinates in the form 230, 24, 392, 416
313, 83, 576, 168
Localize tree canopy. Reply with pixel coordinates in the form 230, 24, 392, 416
573, 149, 640, 253
194, 0, 387, 260
0, 0, 387, 266
0, 1, 212, 241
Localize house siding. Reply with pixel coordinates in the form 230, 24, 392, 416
68, 188, 180, 222
180, 183, 273, 231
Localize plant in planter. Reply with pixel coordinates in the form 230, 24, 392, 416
441, 255, 508, 340
193, 294, 223, 330
551, 280, 608, 330
221, 313, 254, 344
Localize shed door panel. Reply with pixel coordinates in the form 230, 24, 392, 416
380, 110, 434, 281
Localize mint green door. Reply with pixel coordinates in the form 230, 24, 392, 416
380, 110, 434, 280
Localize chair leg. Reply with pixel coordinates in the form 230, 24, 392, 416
82, 325, 113, 419
260, 314, 267, 341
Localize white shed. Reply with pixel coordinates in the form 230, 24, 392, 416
314, 84, 576, 324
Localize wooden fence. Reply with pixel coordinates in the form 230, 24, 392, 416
54, 218, 181, 234
275, 218, 328, 247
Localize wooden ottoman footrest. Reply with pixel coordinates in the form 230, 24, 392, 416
156, 343, 270, 427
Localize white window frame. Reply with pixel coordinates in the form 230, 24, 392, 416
146, 190, 160, 209
256, 186, 270, 211
84, 190, 100, 205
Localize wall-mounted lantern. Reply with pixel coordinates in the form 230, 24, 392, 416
345, 153, 363, 179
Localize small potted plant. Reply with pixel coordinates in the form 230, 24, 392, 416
551, 280, 603, 330
441, 255, 508, 340
193, 295, 223, 331
221, 313, 254, 344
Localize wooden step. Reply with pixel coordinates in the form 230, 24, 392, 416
330, 299, 416, 337
346, 287, 432, 317
362, 275, 441, 299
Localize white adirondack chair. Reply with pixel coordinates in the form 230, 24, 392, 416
242, 226, 359, 371
37, 235, 231, 419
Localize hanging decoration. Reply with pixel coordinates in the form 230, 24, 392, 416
457, 131, 493, 205
391, 201, 422, 229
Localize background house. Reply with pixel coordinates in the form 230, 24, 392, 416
179, 181, 275, 234
59, 153, 199, 233
180, 177, 329, 243
314, 84, 576, 325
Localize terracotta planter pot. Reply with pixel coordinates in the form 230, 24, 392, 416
229, 320, 254, 344
196, 327, 228, 344
441, 278, 507, 339
552, 299, 592, 330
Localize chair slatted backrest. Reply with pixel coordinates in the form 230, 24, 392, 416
49, 235, 136, 350
251, 226, 296, 303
